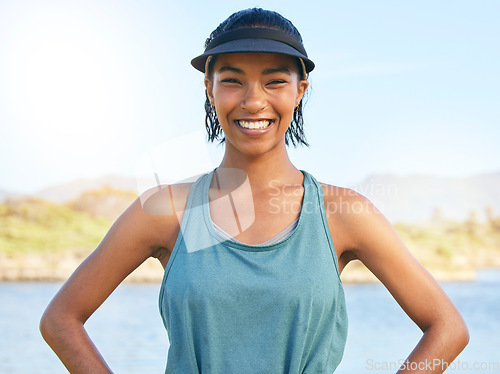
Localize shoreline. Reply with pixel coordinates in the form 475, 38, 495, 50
0, 252, 485, 283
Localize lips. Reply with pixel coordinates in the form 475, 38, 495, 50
236, 119, 273, 130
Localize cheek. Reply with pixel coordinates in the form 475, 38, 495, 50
271, 93, 297, 115
212, 90, 238, 128
213, 87, 240, 109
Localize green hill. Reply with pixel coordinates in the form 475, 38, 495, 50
1, 190, 500, 282
0, 196, 112, 256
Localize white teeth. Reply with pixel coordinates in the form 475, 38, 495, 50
237, 120, 271, 129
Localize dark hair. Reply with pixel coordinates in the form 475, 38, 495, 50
203, 8, 310, 147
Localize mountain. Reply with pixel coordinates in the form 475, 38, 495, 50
0, 189, 25, 202
355, 172, 500, 223
67, 187, 138, 221
33, 174, 139, 203
3, 171, 500, 223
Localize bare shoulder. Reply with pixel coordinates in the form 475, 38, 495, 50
140, 182, 193, 217
318, 182, 388, 262
319, 183, 376, 214
134, 182, 194, 259
97, 181, 195, 264
319, 182, 381, 225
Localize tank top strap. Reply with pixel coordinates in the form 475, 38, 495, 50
300, 170, 342, 278
161, 172, 211, 277
299, 169, 323, 226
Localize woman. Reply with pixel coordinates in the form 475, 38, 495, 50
40, 8, 469, 373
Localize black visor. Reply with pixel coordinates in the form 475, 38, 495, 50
191, 27, 315, 73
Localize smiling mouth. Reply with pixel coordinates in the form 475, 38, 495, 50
236, 120, 274, 130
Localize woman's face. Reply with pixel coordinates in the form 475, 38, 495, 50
205, 52, 308, 159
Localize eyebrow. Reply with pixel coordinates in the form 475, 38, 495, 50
217, 66, 244, 74
216, 66, 292, 75
262, 67, 292, 75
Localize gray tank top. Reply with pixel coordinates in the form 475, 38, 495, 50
159, 170, 348, 373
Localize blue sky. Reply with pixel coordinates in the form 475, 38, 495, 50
0, 0, 498, 193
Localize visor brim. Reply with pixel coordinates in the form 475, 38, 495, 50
191, 38, 315, 73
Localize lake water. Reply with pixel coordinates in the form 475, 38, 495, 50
1, 270, 499, 373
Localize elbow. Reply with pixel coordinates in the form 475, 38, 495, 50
455, 319, 470, 351
39, 306, 57, 344
422, 312, 469, 357
40, 302, 86, 349
448, 309, 470, 352
39, 304, 71, 346
434, 314, 470, 355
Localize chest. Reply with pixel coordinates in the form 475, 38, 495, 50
165, 233, 338, 318
208, 184, 305, 245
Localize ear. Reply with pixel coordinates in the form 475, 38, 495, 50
296, 79, 309, 105
204, 77, 214, 105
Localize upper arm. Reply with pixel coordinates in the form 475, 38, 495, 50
327, 188, 463, 332
44, 187, 181, 324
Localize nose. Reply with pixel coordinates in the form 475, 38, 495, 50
240, 83, 267, 113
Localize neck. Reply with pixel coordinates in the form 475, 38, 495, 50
217, 142, 303, 189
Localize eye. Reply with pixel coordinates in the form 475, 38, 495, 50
221, 78, 241, 85
267, 79, 288, 86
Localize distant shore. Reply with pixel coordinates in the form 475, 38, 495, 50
1, 192, 499, 283
0, 252, 165, 283
0, 251, 485, 283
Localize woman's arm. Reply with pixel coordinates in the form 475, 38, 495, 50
39, 189, 180, 373
327, 188, 469, 374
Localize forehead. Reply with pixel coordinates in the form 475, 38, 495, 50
213, 52, 299, 74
